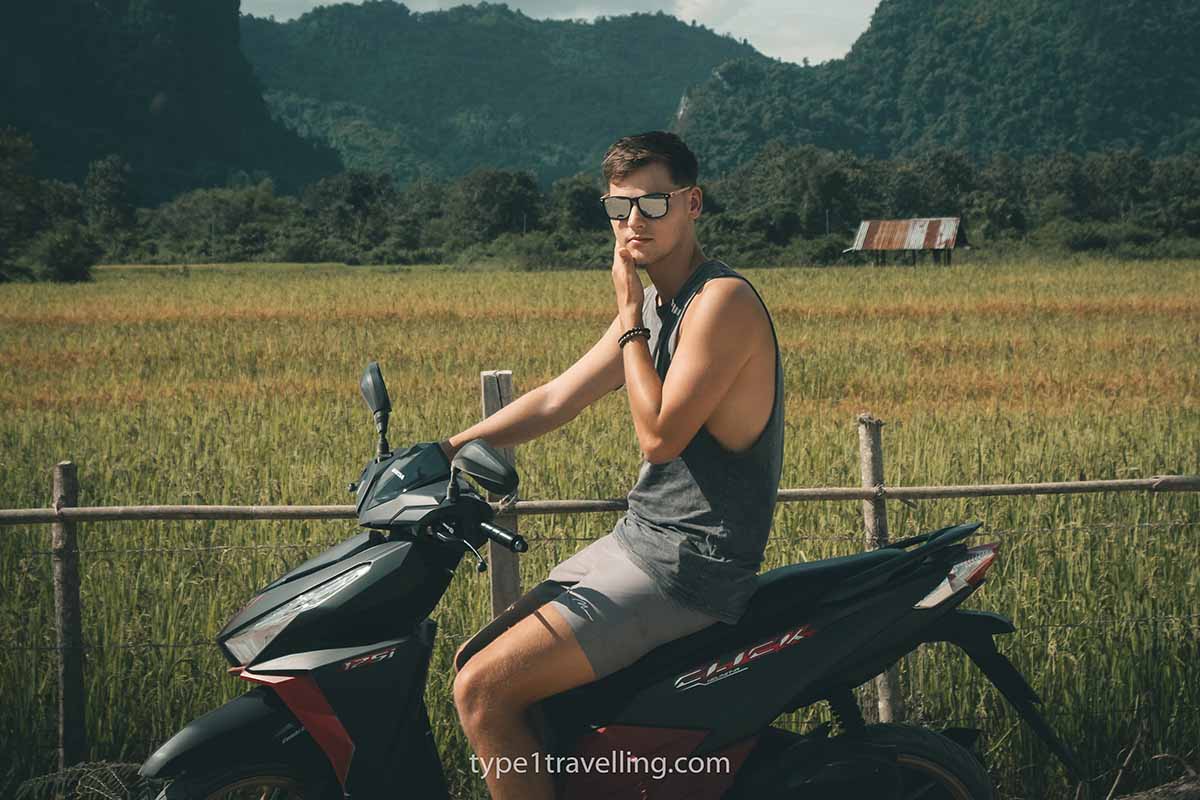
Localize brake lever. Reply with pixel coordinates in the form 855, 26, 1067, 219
432, 522, 487, 573
463, 539, 488, 573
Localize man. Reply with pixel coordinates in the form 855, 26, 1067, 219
442, 131, 783, 800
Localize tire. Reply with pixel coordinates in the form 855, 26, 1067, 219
154, 764, 339, 800
864, 724, 996, 800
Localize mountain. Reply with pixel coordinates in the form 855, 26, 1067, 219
677, 0, 1200, 174
239, 1, 767, 184
8, 0, 1194, 205
0, 0, 341, 202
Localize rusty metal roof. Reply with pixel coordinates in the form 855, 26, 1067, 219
844, 217, 967, 252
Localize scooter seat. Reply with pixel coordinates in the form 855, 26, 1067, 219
744, 548, 902, 620
761, 547, 899, 584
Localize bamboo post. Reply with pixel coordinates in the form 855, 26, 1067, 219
857, 415, 905, 723
481, 371, 521, 618
51, 461, 87, 768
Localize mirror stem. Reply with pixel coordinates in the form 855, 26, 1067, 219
374, 411, 390, 461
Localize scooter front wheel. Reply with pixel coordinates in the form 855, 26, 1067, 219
154, 763, 339, 800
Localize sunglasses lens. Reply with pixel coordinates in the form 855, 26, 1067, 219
603, 197, 632, 220
639, 196, 669, 218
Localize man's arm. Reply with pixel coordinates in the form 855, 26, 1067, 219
439, 316, 626, 458
620, 278, 763, 464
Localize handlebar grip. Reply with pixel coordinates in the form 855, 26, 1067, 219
480, 521, 528, 553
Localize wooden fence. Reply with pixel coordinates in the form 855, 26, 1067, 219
2, 370, 1198, 770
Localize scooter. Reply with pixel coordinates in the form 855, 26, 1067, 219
140, 362, 1082, 799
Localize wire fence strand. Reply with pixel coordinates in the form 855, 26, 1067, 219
10, 518, 1199, 558
3, 613, 1198, 653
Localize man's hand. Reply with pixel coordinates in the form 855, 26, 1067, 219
611, 243, 644, 330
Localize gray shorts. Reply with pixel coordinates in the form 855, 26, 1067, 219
547, 533, 720, 679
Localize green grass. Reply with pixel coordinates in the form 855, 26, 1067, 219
1, 259, 1198, 797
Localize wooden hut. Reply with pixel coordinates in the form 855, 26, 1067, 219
843, 217, 969, 265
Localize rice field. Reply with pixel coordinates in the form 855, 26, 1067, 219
1, 258, 1198, 798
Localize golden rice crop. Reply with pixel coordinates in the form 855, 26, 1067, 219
0, 257, 1197, 798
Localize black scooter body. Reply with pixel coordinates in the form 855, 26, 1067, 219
140, 687, 328, 784
143, 513, 1078, 799
142, 370, 1083, 799
146, 620, 448, 797
215, 539, 454, 667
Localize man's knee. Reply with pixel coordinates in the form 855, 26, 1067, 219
452, 662, 482, 725
453, 653, 514, 731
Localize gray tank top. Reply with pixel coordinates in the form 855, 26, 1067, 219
612, 259, 784, 624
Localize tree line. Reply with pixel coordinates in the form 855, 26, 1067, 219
4, 127, 1200, 282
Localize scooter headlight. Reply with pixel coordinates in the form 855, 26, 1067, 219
225, 563, 372, 665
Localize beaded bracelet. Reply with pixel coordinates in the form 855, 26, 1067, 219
618, 326, 651, 348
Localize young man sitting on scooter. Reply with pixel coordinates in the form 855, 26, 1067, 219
439, 130, 784, 800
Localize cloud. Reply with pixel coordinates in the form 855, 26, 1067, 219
672, 0, 743, 29
242, 0, 325, 19
239, 0, 881, 64
710, 2, 880, 63
407, 1, 643, 15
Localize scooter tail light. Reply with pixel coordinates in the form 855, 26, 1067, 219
914, 543, 999, 609
962, 542, 999, 586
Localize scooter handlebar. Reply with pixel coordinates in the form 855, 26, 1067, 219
480, 521, 528, 553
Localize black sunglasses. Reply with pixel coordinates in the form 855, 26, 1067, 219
601, 186, 693, 220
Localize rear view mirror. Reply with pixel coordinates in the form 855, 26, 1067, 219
360, 362, 391, 459
360, 362, 391, 416
452, 440, 519, 496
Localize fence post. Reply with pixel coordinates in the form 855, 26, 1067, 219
481, 371, 521, 618
51, 460, 87, 768
857, 415, 905, 724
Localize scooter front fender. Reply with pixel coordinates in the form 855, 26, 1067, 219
139, 685, 332, 783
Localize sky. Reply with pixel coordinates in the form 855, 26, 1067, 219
239, 0, 882, 65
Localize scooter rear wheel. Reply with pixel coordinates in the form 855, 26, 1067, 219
865, 724, 995, 800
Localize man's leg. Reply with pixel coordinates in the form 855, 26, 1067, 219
452, 601, 595, 800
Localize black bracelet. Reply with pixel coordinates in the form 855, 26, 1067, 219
618, 326, 651, 348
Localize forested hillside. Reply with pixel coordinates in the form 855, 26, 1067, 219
239, 1, 765, 184
678, 0, 1200, 173
7, 0, 1200, 282
0, 0, 341, 203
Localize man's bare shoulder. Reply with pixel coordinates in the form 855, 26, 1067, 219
681, 275, 771, 342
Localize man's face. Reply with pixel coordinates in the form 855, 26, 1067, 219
606, 162, 700, 267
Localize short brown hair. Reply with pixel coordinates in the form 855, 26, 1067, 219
602, 131, 698, 187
